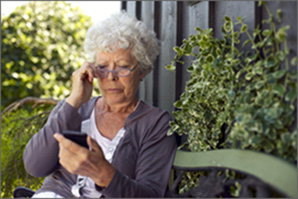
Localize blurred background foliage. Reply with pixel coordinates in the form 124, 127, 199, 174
1, 1, 94, 111
1, 1, 95, 197
1, 102, 56, 198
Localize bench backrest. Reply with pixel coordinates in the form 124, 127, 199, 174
172, 149, 297, 198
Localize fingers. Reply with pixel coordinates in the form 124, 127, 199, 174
53, 133, 107, 178
72, 62, 96, 83
54, 133, 89, 173
66, 61, 98, 109
87, 136, 103, 153
54, 133, 87, 154
53, 132, 64, 142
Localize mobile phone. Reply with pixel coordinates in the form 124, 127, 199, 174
62, 130, 88, 148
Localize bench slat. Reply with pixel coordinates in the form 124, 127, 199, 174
173, 149, 297, 198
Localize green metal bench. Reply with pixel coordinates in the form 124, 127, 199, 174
14, 149, 297, 198
169, 149, 297, 198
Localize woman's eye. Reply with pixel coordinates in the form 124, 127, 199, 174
119, 65, 129, 69
97, 65, 106, 69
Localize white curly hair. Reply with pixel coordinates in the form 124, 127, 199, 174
84, 11, 160, 75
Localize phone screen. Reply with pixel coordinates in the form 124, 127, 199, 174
62, 130, 88, 148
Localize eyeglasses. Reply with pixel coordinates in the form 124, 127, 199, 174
96, 64, 138, 78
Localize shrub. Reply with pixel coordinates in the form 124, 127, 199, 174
1, 2, 94, 197
166, 1, 296, 195
1, 1, 93, 110
166, 1, 297, 163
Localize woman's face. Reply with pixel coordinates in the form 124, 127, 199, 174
95, 48, 144, 106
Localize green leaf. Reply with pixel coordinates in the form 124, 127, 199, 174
240, 24, 247, 33
174, 100, 183, 108
291, 57, 297, 66
249, 121, 263, 133
223, 21, 232, 33
277, 51, 286, 61
227, 90, 235, 99
272, 84, 286, 97
254, 81, 265, 89
174, 46, 184, 58
245, 72, 254, 81
252, 66, 263, 75
212, 130, 220, 139
288, 71, 297, 80
275, 26, 289, 42
184, 42, 193, 55
224, 16, 231, 22
206, 54, 215, 63
216, 48, 221, 56
182, 38, 188, 44
165, 64, 176, 72
176, 60, 185, 65
281, 132, 292, 144
262, 29, 272, 37
233, 32, 240, 39
263, 97, 273, 107
285, 90, 297, 103
187, 65, 194, 72
272, 69, 286, 79
251, 135, 260, 146
195, 27, 202, 32
263, 140, 275, 153
260, 90, 269, 98
276, 9, 282, 22
258, 1, 266, 7
272, 119, 284, 130
265, 58, 277, 68
265, 73, 276, 84
242, 39, 252, 47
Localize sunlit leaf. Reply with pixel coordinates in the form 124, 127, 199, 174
165, 64, 176, 72
291, 57, 297, 66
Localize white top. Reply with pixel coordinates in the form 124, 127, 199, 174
78, 109, 126, 198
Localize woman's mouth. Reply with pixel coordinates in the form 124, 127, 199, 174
107, 88, 122, 92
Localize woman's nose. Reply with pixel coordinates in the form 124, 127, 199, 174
106, 70, 117, 80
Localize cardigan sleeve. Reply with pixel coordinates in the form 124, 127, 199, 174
98, 111, 177, 197
23, 100, 82, 177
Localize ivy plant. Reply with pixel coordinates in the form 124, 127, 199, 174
166, 2, 296, 195
166, 1, 297, 163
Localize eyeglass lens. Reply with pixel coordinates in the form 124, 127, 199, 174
97, 68, 131, 78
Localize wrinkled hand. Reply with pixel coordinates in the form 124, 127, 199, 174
53, 133, 115, 187
66, 61, 98, 110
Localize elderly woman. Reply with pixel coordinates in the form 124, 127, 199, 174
23, 11, 177, 198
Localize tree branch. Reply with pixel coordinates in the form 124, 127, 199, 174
2, 97, 58, 115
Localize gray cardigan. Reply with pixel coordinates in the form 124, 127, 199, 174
23, 97, 177, 198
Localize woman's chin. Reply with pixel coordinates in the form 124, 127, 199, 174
103, 96, 126, 105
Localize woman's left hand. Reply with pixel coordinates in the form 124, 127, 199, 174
53, 133, 115, 187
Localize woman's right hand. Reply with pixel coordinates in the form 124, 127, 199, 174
66, 61, 98, 110
53, 133, 115, 187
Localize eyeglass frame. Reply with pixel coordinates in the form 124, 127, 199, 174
96, 64, 138, 78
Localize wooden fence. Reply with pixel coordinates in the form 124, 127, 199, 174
121, 1, 297, 115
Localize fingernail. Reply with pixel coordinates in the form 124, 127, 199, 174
53, 133, 62, 139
